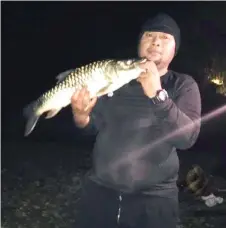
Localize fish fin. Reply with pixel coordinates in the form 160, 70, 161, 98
96, 84, 114, 97
23, 101, 40, 137
45, 109, 61, 119
107, 92, 114, 97
56, 69, 74, 83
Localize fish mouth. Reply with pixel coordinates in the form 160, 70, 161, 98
138, 57, 147, 63
131, 57, 147, 64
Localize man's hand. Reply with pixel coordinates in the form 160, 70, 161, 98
71, 88, 97, 128
137, 60, 162, 98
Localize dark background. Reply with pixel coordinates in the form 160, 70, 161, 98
1, 2, 226, 227
2, 1, 226, 149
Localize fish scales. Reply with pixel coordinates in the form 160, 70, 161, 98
37, 60, 111, 112
23, 58, 147, 136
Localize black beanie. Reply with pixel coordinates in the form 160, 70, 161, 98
139, 13, 181, 54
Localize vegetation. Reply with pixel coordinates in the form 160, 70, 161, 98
2, 142, 226, 228
207, 70, 226, 96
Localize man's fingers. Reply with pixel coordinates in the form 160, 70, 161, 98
71, 87, 97, 113
82, 90, 91, 106
80, 87, 88, 97
84, 97, 97, 112
89, 97, 97, 107
139, 60, 157, 72
139, 72, 148, 78
71, 90, 79, 102
71, 89, 85, 111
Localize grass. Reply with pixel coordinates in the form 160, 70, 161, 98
2, 141, 226, 228
2, 167, 84, 228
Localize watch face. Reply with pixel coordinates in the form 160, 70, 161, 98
158, 90, 167, 100
151, 89, 168, 104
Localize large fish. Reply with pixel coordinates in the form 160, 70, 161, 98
23, 58, 147, 136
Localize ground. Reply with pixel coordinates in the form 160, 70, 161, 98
2, 141, 226, 228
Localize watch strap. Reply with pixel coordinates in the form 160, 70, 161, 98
150, 89, 168, 104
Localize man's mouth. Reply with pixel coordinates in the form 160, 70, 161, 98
148, 50, 161, 55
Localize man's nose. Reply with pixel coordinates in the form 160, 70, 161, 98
152, 37, 160, 46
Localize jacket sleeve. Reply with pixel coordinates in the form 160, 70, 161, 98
152, 78, 201, 150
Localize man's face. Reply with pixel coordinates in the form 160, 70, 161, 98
138, 31, 176, 67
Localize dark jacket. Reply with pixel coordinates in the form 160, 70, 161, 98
80, 70, 201, 198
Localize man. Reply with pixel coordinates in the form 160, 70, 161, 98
71, 13, 201, 228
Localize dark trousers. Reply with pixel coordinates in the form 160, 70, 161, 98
76, 177, 179, 228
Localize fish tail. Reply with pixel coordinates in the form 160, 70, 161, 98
23, 101, 40, 137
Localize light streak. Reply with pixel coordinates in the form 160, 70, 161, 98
110, 104, 226, 170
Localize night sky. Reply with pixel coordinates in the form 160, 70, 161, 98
2, 1, 226, 144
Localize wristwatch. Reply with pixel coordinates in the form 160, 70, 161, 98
150, 89, 169, 104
